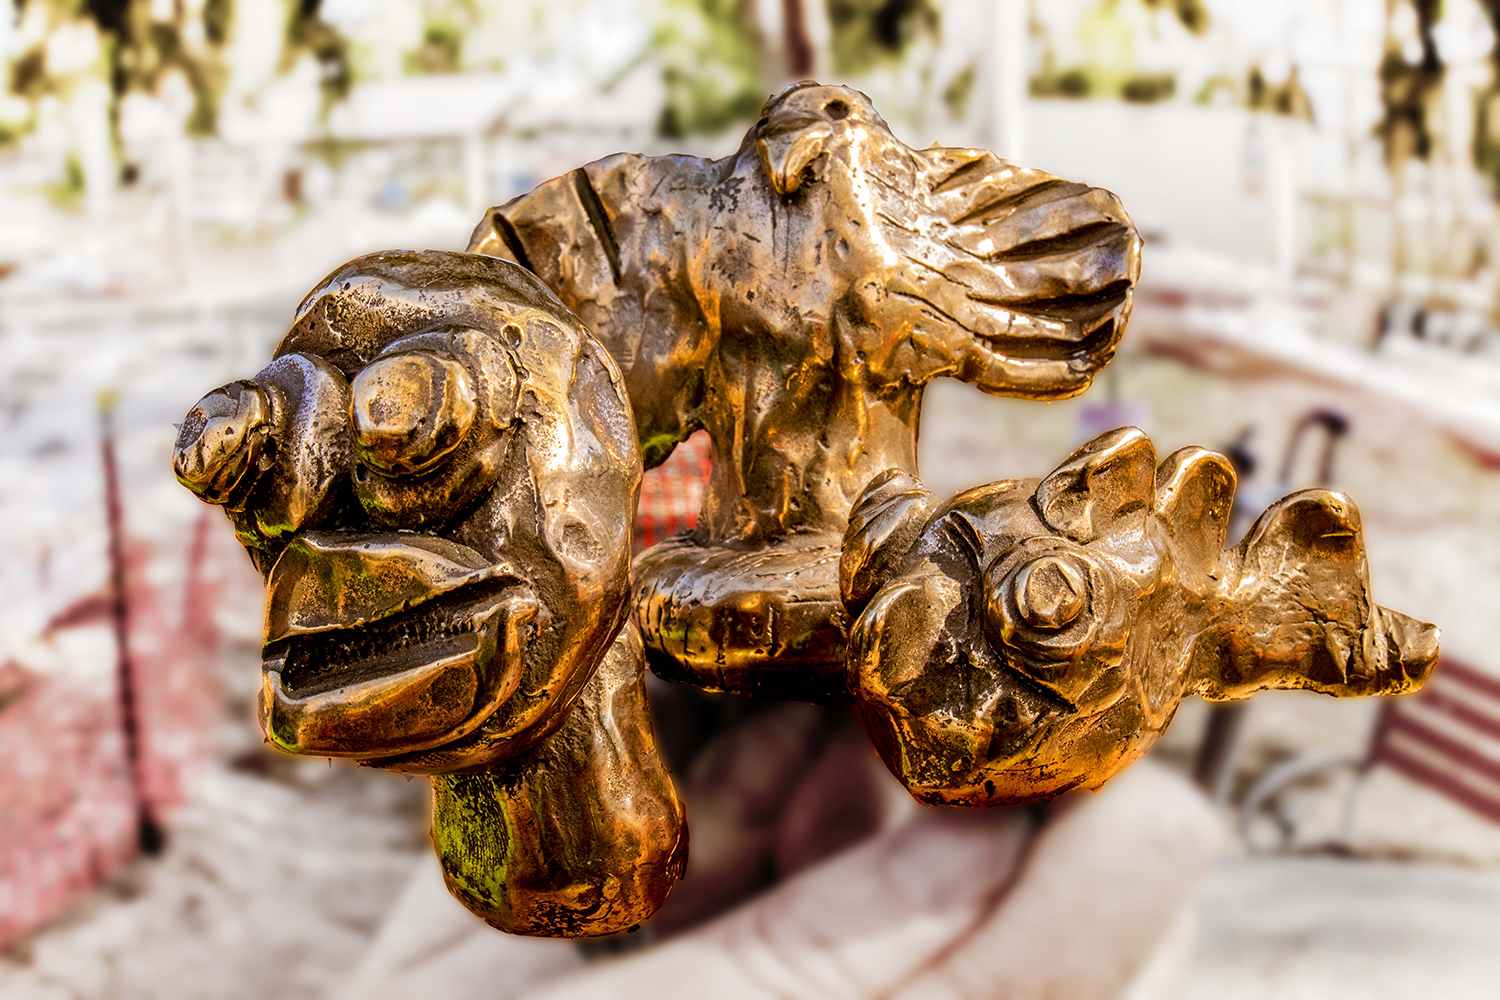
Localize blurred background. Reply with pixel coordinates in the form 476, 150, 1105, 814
2, 0, 1500, 996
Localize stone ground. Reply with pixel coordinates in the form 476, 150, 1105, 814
6, 755, 1500, 999
1184, 858, 1500, 1000
0, 742, 430, 999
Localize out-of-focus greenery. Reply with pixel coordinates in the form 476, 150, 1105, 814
1031, 0, 1138, 102
406, 18, 463, 76
1372, 0, 1442, 166
1247, 65, 1312, 121
41, 150, 85, 208
114, 0, 229, 134
285, 4, 351, 107
941, 61, 975, 119
1031, 0, 1210, 104
1030, 0, 1318, 119
827, 0, 938, 77
653, 0, 764, 138
1139, 0, 1208, 36
1474, 3, 1500, 194
1121, 71, 1173, 103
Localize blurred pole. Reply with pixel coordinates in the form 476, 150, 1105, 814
99, 393, 164, 856
990, 0, 1029, 162
782, 0, 816, 77
755, 0, 830, 86
1194, 707, 1247, 801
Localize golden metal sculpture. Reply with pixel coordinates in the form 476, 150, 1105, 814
841, 428, 1439, 805
169, 84, 1439, 940
431, 622, 686, 936
174, 251, 685, 935
468, 82, 1142, 701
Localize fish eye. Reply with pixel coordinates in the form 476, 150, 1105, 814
1011, 556, 1087, 630
350, 351, 477, 477
824, 100, 851, 120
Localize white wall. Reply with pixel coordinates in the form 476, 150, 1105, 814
1022, 98, 1291, 267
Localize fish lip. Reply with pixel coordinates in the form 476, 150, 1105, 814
263, 530, 526, 643
259, 584, 520, 758
971, 333, 1100, 375
258, 530, 534, 758
263, 582, 507, 689
966, 304, 1126, 360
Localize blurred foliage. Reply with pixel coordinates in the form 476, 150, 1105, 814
10, 48, 48, 101
406, 20, 463, 76
204, 0, 232, 45
1030, 0, 1316, 119
1477, 90, 1500, 194
827, 0, 939, 77
1138, 0, 1208, 35
1247, 65, 1313, 122
1373, 0, 1442, 165
109, 0, 228, 134
1030, 0, 1207, 103
941, 61, 975, 119
1122, 72, 1173, 103
1031, 0, 1146, 102
42, 151, 85, 209
4, 0, 230, 138
286, 3, 351, 106
1474, 1, 1500, 194
654, 0, 764, 138
1033, 67, 1092, 99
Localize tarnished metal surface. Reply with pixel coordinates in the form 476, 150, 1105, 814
432, 622, 687, 936
469, 82, 1142, 699
841, 428, 1440, 806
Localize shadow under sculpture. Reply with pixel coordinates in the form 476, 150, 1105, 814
173, 251, 685, 937
469, 82, 1142, 701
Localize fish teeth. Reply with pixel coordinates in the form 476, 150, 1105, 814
279, 588, 498, 692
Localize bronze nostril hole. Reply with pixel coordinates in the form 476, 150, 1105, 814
824, 100, 850, 120
350, 352, 477, 477
1012, 556, 1086, 630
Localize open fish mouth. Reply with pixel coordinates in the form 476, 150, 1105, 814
258, 532, 535, 758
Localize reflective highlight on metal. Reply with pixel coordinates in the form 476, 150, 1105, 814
842, 428, 1440, 806
469, 82, 1143, 700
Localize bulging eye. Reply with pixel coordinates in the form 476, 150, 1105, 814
350, 352, 477, 477
174, 381, 270, 505
983, 546, 1099, 651
1011, 555, 1086, 629
981, 540, 1120, 704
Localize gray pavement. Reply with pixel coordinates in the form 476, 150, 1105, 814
1184, 857, 1500, 1000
